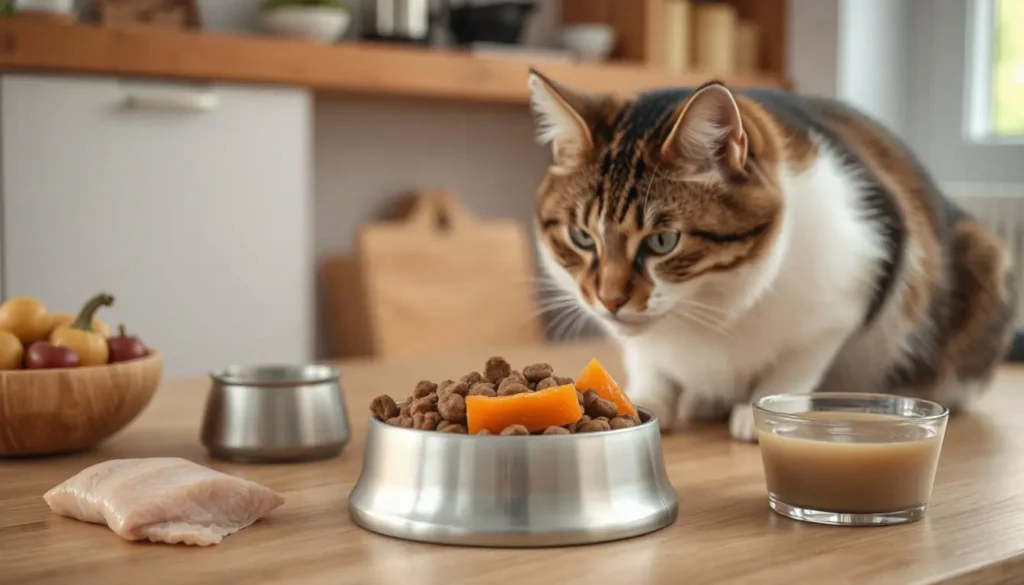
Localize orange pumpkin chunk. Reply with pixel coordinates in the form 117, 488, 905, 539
466, 384, 583, 435
575, 358, 639, 419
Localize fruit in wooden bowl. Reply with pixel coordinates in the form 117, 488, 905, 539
0, 350, 163, 456
0, 291, 163, 456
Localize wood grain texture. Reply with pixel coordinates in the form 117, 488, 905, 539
2, 341, 1023, 584
0, 20, 789, 106
0, 352, 163, 455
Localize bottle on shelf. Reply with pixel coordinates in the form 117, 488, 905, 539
662, 0, 691, 72
692, 2, 738, 74
736, 20, 760, 73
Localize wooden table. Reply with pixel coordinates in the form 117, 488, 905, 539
2, 341, 1023, 585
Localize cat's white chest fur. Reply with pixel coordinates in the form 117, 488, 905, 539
624, 149, 890, 437
541, 146, 896, 440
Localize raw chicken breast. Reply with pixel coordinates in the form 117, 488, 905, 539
44, 457, 284, 546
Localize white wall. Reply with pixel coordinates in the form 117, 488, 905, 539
904, 0, 1024, 183
837, 0, 910, 139
787, 0, 841, 97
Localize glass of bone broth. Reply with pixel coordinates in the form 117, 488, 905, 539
753, 393, 949, 526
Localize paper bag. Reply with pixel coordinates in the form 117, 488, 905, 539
355, 190, 544, 359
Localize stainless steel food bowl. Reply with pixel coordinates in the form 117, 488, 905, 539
201, 364, 350, 463
348, 408, 678, 547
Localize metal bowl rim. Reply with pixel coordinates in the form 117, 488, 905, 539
753, 392, 949, 426
209, 364, 340, 386
365, 405, 659, 439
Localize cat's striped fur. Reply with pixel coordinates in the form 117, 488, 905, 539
528, 70, 1016, 441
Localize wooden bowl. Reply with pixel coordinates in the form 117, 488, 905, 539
0, 351, 163, 456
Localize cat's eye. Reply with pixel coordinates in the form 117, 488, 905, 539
644, 231, 681, 255
568, 225, 596, 250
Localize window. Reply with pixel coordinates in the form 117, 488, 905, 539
966, 0, 1024, 142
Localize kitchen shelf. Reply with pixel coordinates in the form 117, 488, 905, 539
0, 21, 790, 104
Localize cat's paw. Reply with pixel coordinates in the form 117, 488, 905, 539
678, 392, 732, 422
629, 385, 677, 431
728, 404, 758, 442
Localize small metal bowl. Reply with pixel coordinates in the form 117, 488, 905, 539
201, 364, 350, 463
348, 408, 678, 547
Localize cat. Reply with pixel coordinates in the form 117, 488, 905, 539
526, 69, 1017, 442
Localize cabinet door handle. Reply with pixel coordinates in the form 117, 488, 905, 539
121, 88, 219, 113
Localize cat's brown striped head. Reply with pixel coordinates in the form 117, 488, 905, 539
528, 71, 787, 336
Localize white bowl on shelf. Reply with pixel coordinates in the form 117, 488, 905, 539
559, 23, 617, 63
261, 6, 351, 44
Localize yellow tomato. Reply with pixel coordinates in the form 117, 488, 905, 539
0, 330, 23, 370
0, 297, 50, 344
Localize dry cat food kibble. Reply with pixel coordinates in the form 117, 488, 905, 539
369, 357, 641, 435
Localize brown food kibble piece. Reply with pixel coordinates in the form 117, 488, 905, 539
535, 377, 559, 391
508, 370, 528, 385
500, 424, 530, 436
410, 397, 436, 415
577, 391, 585, 407
438, 422, 468, 434
395, 416, 414, 428
370, 395, 399, 421
468, 382, 497, 397
415, 412, 441, 430
476, 429, 493, 436
577, 419, 612, 433
444, 381, 469, 398
497, 382, 531, 397
624, 413, 642, 426
497, 376, 529, 393
461, 371, 485, 387
437, 379, 456, 395
543, 425, 571, 435
523, 362, 554, 383
398, 397, 412, 417
484, 356, 511, 383
609, 416, 636, 430
439, 392, 467, 423
554, 376, 574, 386
385, 416, 403, 427
574, 415, 592, 432
413, 380, 438, 398
584, 392, 619, 419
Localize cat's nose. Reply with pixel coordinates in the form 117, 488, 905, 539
598, 294, 630, 315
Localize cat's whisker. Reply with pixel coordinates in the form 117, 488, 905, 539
555, 305, 591, 342
674, 312, 734, 339
566, 307, 595, 341
545, 305, 580, 341
669, 308, 735, 339
525, 301, 581, 323
673, 298, 733, 318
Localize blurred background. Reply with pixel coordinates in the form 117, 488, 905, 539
0, 0, 1019, 377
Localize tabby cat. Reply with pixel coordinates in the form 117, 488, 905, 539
527, 70, 1016, 441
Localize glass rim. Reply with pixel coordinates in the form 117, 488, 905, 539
753, 392, 949, 425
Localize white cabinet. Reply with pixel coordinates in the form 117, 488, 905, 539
0, 74, 314, 377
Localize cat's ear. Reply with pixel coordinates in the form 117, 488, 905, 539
528, 69, 595, 173
660, 82, 748, 175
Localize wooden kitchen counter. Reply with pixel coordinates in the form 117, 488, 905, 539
2, 341, 1024, 585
